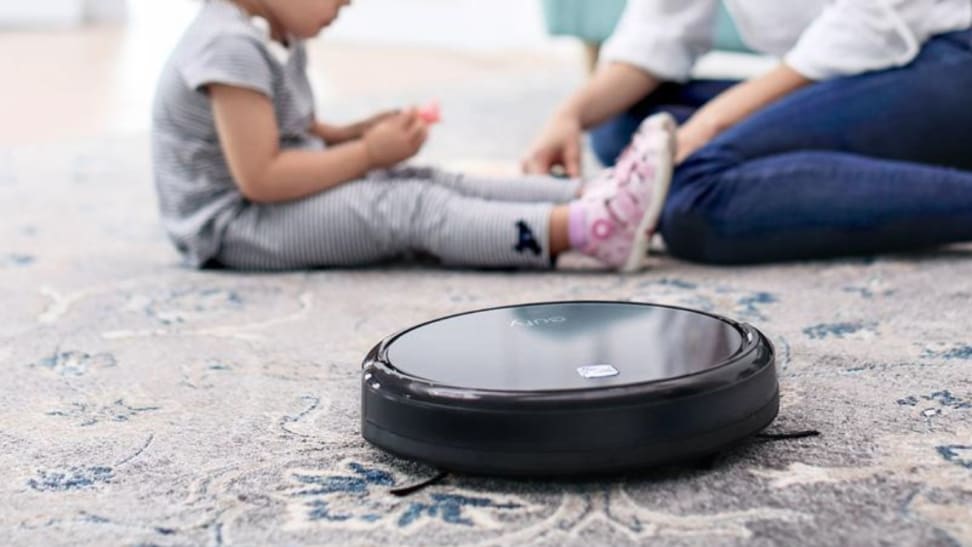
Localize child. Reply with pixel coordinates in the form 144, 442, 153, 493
152, 0, 675, 272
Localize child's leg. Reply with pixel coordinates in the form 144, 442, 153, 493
374, 166, 581, 203
217, 176, 565, 270
217, 117, 674, 272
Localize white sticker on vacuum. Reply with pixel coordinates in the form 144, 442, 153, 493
577, 364, 619, 379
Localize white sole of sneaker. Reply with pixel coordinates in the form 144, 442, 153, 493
619, 114, 676, 273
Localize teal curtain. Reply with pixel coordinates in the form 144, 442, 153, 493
712, 2, 749, 53
541, 0, 751, 53
541, 0, 627, 43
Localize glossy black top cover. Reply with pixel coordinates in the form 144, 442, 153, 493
383, 301, 746, 391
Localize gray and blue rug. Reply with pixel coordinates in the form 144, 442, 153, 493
1, 124, 970, 546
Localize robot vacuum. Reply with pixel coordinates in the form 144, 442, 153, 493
361, 301, 778, 476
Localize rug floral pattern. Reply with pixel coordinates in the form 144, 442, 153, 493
1, 135, 970, 546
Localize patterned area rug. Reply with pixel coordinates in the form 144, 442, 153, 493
1, 128, 970, 546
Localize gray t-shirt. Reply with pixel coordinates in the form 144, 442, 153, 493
152, 0, 321, 266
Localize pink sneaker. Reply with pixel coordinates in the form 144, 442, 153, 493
581, 112, 676, 201
571, 114, 675, 272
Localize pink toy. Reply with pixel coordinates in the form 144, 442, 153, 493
417, 100, 442, 124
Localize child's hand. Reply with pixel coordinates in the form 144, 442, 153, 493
363, 109, 429, 169
313, 110, 400, 145
360, 109, 401, 134
417, 100, 441, 124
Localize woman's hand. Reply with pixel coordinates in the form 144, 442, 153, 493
522, 63, 661, 177
674, 63, 814, 164
674, 117, 720, 165
363, 109, 429, 169
522, 112, 584, 178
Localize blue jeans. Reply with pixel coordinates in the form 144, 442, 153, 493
591, 29, 972, 264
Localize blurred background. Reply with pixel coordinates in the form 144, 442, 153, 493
0, 0, 768, 159
0, 0, 580, 156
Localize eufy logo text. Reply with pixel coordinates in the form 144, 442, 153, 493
510, 316, 567, 328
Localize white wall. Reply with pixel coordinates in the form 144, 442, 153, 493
0, 0, 551, 51
83, 0, 127, 23
324, 0, 550, 51
0, 1, 83, 27
0, 0, 126, 28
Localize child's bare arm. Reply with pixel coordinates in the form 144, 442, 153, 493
210, 85, 426, 204
312, 110, 399, 146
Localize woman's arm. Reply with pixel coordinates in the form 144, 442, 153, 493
524, 0, 718, 176
678, 0, 949, 162
675, 63, 813, 163
563, 62, 662, 129
210, 84, 426, 203
523, 62, 660, 177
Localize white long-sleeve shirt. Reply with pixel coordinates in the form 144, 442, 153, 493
601, 0, 972, 81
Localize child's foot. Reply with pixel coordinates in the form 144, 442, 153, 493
569, 114, 675, 272
581, 112, 676, 201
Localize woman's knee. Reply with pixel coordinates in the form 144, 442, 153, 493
658, 149, 744, 264
659, 197, 729, 264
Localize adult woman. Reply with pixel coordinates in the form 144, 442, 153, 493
524, 0, 972, 263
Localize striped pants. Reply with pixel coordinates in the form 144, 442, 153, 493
216, 167, 580, 270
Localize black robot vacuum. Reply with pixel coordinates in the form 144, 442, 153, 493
361, 301, 778, 476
